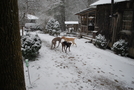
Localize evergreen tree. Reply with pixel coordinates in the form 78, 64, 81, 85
46, 18, 61, 36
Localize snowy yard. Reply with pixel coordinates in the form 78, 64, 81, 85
24, 31, 134, 90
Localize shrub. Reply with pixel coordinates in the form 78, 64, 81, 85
46, 18, 61, 36
21, 32, 42, 60
112, 39, 129, 56
95, 34, 108, 49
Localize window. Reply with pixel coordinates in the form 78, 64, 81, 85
81, 15, 87, 25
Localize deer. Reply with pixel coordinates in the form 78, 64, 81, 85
51, 37, 62, 49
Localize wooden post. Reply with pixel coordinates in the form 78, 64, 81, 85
111, 0, 114, 17
111, 0, 115, 44
87, 14, 88, 34
22, 26, 24, 36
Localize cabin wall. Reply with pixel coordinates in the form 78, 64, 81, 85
96, 1, 134, 57
112, 1, 134, 51
96, 5, 111, 39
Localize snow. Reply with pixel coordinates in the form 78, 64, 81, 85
25, 23, 39, 29
21, 33, 42, 59
92, 30, 98, 33
90, 0, 127, 6
27, 14, 39, 19
65, 21, 78, 24
23, 31, 134, 90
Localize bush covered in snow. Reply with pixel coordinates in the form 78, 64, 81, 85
95, 34, 108, 49
46, 18, 61, 36
112, 39, 129, 56
21, 32, 42, 60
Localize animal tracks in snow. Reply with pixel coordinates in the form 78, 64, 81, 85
33, 37, 134, 90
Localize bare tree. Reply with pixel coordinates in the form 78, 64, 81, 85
65, 0, 89, 21
0, 0, 26, 90
37, 0, 65, 31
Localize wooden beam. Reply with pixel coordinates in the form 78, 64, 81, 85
111, 0, 115, 44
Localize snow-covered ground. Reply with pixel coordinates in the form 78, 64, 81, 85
23, 31, 134, 90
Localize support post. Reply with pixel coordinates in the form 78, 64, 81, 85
111, 0, 115, 44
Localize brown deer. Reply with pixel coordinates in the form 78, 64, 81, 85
61, 36, 77, 46
51, 37, 62, 49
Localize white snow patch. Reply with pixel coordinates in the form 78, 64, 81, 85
23, 31, 134, 90
90, 0, 128, 6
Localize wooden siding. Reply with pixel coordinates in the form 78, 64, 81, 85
96, 5, 111, 39
95, 1, 134, 57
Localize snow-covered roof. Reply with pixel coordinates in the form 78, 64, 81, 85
90, 0, 128, 6
65, 21, 78, 24
75, 7, 96, 15
26, 14, 39, 19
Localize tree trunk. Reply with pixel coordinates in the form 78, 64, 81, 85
0, 0, 26, 90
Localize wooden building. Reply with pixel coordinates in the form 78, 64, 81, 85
26, 14, 39, 23
91, 0, 134, 57
65, 21, 78, 32
75, 7, 96, 34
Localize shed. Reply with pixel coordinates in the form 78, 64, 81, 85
24, 14, 40, 31
26, 14, 39, 23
